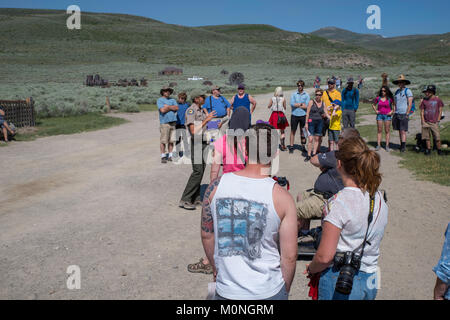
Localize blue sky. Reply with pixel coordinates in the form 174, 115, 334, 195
1, 0, 449, 37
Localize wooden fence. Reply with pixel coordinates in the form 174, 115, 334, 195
0, 98, 35, 127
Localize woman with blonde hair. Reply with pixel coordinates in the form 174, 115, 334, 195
268, 87, 289, 151
305, 136, 388, 300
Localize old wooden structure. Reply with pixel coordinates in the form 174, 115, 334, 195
159, 67, 183, 76
0, 98, 35, 127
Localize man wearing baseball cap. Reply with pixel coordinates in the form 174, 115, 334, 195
229, 84, 257, 122
341, 78, 359, 129
420, 85, 444, 156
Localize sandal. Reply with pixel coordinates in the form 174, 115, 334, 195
187, 258, 213, 274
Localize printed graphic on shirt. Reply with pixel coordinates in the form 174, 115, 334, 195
215, 198, 268, 260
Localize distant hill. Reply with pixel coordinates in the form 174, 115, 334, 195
311, 27, 450, 63
311, 27, 384, 44
0, 8, 402, 68
0, 8, 447, 69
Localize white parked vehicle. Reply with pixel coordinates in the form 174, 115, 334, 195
188, 76, 203, 81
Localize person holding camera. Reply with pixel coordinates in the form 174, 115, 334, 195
305, 136, 388, 300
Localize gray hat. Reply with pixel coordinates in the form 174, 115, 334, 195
190, 89, 206, 102
347, 77, 354, 83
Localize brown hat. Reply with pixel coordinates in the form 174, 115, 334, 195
211, 86, 221, 93
392, 74, 411, 85
160, 86, 174, 96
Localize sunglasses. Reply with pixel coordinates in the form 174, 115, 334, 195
316, 94, 323, 97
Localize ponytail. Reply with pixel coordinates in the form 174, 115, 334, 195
337, 137, 382, 197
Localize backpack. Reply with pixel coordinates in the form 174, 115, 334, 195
395, 88, 415, 114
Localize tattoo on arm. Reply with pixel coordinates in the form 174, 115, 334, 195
201, 177, 221, 233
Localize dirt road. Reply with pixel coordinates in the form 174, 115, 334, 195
0, 90, 448, 300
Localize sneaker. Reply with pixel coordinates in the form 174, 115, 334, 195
385, 146, 390, 152
375, 145, 381, 151
179, 201, 196, 210
168, 157, 173, 162
194, 199, 203, 206
400, 147, 406, 153
161, 157, 168, 164
289, 146, 294, 154
437, 150, 443, 156
304, 155, 311, 162
424, 149, 431, 156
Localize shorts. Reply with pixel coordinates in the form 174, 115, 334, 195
0, 119, 4, 127
422, 122, 440, 141
328, 130, 340, 142
296, 190, 327, 220
160, 122, 176, 144
376, 114, 392, 122
322, 118, 330, 136
308, 119, 323, 137
392, 114, 408, 132
290, 115, 306, 133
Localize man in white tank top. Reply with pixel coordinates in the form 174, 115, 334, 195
201, 123, 298, 300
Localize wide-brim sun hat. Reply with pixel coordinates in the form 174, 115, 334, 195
160, 86, 174, 95
392, 74, 411, 85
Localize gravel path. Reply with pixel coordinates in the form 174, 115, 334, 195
0, 89, 448, 300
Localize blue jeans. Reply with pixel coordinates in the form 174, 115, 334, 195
318, 267, 378, 300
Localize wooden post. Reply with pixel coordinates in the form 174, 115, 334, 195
106, 96, 111, 113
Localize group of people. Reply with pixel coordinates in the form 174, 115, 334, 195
371, 75, 445, 155
156, 74, 447, 300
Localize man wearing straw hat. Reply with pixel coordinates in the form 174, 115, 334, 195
157, 86, 179, 163
393, 75, 414, 153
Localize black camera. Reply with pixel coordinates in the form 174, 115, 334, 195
333, 251, 362, 295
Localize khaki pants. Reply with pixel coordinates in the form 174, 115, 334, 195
422, 122, 440, 141
296, 190, 327, 220
160, 122, 176, 144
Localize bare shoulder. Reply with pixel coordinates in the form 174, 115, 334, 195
272, 183, 295, 221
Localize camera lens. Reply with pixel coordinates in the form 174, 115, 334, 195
335, 265, 357, 295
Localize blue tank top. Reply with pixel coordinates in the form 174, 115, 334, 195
234, 94, 251, 113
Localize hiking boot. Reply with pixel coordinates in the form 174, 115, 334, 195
400, 147, 406, 153
304, 155, 311, 162
437, 149, 443, 156
179, 201, 196, 210
168, 156, 173, 162
288, 146, 294, 154
424, 149, 431, 156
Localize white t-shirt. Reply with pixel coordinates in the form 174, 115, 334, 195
324, 187, 388, 273
271, 97, 285, 112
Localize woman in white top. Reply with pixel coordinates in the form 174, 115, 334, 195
268, 87, 289, 151
306, 136, 388, 300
